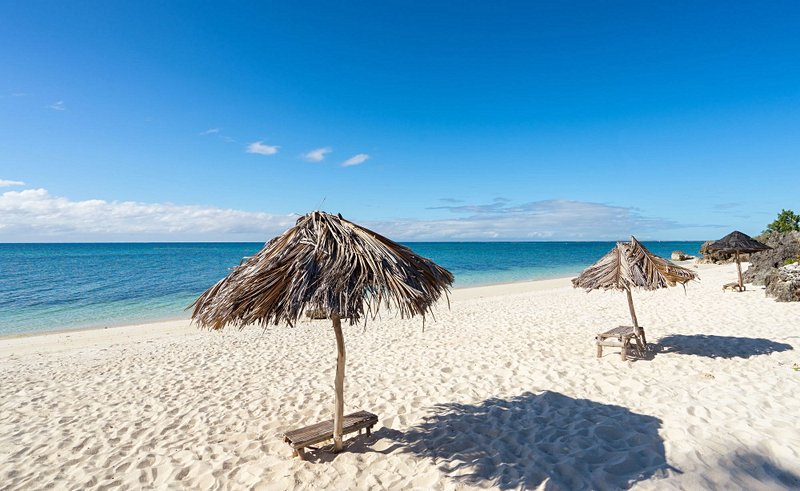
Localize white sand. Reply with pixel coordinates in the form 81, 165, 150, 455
1, 262, 799, 490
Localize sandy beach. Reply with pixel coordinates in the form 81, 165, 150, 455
1, 261, 798, 490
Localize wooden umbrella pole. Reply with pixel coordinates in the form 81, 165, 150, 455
625, 287, 639, 328
332, 313, 346, 452
625, 287, 647, 351
736, 251, 744, 291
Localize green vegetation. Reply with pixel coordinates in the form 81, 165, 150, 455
764, 209, 800, 234
785, 258, 797, 265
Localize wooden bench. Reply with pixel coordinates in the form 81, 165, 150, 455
283, 410, 378, 459
596, 325, 647, 361
722, 281, 744, 292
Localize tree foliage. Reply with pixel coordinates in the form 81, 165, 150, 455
764, 209, 800, 234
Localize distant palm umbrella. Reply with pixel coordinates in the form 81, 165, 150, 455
191, 211, 453, 452
707, 231, 771, 291
572, 237, 697, 352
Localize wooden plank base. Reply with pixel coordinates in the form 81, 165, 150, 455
284, 410, 378, 459
723, 281, 744, 292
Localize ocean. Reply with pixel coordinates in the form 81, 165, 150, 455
0, 241, 703, 336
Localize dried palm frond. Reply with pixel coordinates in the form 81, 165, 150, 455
625, 237, 698, 289
191, 211, 453, 329
572, 236, 697, 292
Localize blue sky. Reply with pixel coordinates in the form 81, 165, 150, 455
1, 1, 798, 241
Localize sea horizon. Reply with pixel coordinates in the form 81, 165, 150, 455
0, 239, 712, 244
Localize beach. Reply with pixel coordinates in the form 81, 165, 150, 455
1, 261, 798, 490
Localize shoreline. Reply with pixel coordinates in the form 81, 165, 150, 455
0, 261, 703, 357
1, 259, 702, 342
0, 274, 585, 358
1, 242, 704, 341
0, 259, 703, 344
0, 274, 579, 342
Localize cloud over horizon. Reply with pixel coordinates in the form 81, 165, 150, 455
302, 147, 332, 162
246, 141, 279, 155
342, 153, 369, 167
376, 198, 718, 240
0, 187, 296, 242
0, 187, 720, 242
0, 180, 25, 187
48, 100, 65, 111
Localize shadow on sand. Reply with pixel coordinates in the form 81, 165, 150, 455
656, 334, 793, 359
351, 391, 674, 489
713, 451, 800, 489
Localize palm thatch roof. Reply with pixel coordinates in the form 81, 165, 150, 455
572, 236, 697, 291
707, 230, 771, 254
191, 211, 454, 329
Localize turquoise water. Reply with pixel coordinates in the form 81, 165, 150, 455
0, 241, 702, 336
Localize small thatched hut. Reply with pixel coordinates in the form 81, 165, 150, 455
707, 230, 771, 291
191, 211, 453, 453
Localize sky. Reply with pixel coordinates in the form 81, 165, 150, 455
1, 1, 798, 242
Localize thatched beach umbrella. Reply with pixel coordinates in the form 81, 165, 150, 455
707, 230, 770, 292
191, 211, 453, 453
572, 237, 697, 355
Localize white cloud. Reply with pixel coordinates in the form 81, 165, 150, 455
48, 101, 66, 111
367, 199, 714, 241
0, 187, 297, 242
0, 186, 719, 242
200, 128, 235, 143
246, 141, 279, 155
302, 147, 332, 162
342, 153, 369, 167
0, 180, 25, 187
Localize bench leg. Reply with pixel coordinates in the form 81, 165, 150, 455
295, 447, 306, 460
620, 338, 628, 361
366, 425, 372, 437
596, 336, 603, 358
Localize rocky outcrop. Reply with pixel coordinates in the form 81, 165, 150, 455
743, 231, 800, 286
764, 263, 800, 302
697, 241, 746, 264
671, 251, 694, 261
